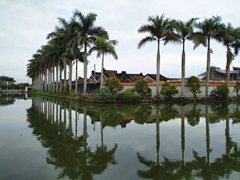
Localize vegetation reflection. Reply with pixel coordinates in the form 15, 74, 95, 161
25, 97, 240, 179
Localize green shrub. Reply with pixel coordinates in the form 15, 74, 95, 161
101, 77, 123, 99
234, 81, 240, 96
210, 85, 229, 99
134, 79, 152, 98
117, 91, 140, 102
160, 82, 178, 99
187, 76, 201, 97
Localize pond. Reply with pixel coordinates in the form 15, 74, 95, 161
1, 96, 240, 179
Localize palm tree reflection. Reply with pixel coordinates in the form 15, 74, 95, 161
27, 98, 118, 179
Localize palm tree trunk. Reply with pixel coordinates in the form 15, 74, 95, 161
205, 37, 211, 98
48, 68, 52, 92
47, 69, 50, 92
75, 105, 78, 138
69, 60, 72, 93
83, 44, 88, 95
44, 71, 47, 91
60, 65, 62, 93
52, 67, 55, 92
181, 41, 186, 97
64, 58, 67, 93
156, 40, 160, 98
75, 60, 78, 95
226, 47, 231, 88
100, 53, 105, 90
156, 106, 160, 165
56, 65, 59, 92
41, 73, 43, 91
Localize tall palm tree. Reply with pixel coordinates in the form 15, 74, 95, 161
89, 36, 118, 90
47, 18, 72, 93
138, 15, 179, 98
173, 18, 198, 96
192, 16, 223, 97
219, 24, 240, 87
73, 10, 108, 95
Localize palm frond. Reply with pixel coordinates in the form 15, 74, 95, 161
138, 36, 156, 49
191, 32, 207, 49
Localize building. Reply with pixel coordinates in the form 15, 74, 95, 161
198, 66, 240, 81
88, 69, 146, 83
143, 74, 168, 83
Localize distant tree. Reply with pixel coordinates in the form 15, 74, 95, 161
160, 82, 178, 99
101, 77, 123, 99
0, 75, 16, 89
210, 84, 229, 99
187, 76, 201, 98
134, 79, 152, 98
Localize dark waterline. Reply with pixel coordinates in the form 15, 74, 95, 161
1, 96, 240, 179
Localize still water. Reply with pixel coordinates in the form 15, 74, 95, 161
1, 96, 240, 180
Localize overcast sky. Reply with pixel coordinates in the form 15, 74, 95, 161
0, 0, 239, 83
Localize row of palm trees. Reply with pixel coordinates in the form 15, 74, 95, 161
27, 11, 240, 98
27, 10, 118, 95
138, 15, 240, 97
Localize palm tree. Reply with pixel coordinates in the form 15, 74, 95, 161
73, 51, 84, 95
47, 17, 72, 93
73, 10, 108, 95
138, 15, 179, 98
219, 24, 240, 87
89, 36, 118, 90
192, 16, 223, 98
173, 18, 198, 96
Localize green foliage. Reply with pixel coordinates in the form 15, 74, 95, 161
133, 105, 152, 124
134, 79, 152, 98
117, 91, 141, 102
234, 81, 240, 96
100, 77, 123, 100
187, 76, 201, 97
160, 82, 178, 99
0, 75, 16, 89
186, 106, 201, 126
210, 85, 229, 99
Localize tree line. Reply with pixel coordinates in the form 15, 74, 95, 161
27, 10, 240, 98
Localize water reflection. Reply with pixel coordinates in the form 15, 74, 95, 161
27, 98, 117, 179
25, 97, 240, 179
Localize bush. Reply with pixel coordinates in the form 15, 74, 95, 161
100, 77, 123, 99
210, 85, 229, 99
160, 82, 178, 99
134, 79, 152, 98
234, 81, 240, 96
117, 91, 140, 102
187, 76, 201, 97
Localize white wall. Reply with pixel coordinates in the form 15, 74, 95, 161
122, 85, 236, 98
